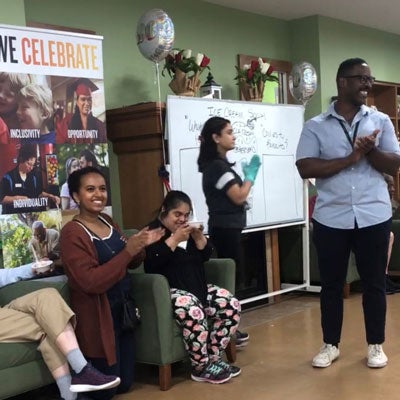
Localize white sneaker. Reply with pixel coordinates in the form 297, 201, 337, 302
312, 344, 340, 368
367, 344, 388, 368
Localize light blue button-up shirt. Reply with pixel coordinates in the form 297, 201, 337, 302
296, 103, 400, 229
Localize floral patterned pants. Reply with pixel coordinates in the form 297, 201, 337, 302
170, 284, 241, 369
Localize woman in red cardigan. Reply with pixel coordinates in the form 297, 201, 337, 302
60, 166, 163, 399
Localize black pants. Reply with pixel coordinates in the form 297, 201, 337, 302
209, 226, 243, 286
85, 302, 135, 400
312, 218, 391, 345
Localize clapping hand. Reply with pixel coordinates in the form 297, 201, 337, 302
126, 226, 164, 256
241, 154, 261, 185
355, 129, 379, 155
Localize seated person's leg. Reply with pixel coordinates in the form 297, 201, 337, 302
205, 283, 241, 361
170, 287, 232, 384
204, 284, 242, 377
3, 288, 120, 397
170, 288, 209, 369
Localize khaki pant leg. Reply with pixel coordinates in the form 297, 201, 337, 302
37, 335, 68, 372
5, 288, 75, 341
3, 288, 76, 371
0, 307, 44, 342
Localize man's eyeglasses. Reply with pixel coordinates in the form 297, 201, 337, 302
342, 75, 375, 85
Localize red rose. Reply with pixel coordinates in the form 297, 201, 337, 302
247, 69, 254, 80
200, 55, 210, 68
250, 60, 259, 71
267, 65, 274, 75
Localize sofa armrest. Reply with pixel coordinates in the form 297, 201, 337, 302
204, 258, 236, 294
129, 271, 178, 364
0, 279, 69, 306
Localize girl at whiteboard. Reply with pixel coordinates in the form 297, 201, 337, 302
197, 116, 261, 347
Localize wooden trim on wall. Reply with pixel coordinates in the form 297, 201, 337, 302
27, 21, 96, 35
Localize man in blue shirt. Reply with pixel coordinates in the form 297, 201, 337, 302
296, 58, 400, 369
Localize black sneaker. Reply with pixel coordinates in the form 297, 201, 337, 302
386, 275, 400, 294
70, 363, 121, 392
236, 330, 250, 347
215, 359, 242, 377
191, 363, 232, 384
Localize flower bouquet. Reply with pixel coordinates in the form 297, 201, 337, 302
235, 58, 279, 101
162, 49, 211, 96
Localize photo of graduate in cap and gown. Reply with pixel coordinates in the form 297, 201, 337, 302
56, 78, 107, 144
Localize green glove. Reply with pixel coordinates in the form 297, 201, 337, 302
242, 154, 261, 185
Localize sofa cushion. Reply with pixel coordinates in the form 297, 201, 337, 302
0, 342, 42, 370
0, 279, 69, 306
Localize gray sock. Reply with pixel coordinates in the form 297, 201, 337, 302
56, 374, 77, 400
66, 348, 87, 374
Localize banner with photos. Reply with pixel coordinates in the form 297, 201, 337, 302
0, 24, 110, 272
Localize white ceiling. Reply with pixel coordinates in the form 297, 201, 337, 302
203, 0, 400, 36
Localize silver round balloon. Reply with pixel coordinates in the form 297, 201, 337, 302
289, 62, 318, 105
136, 9, 175, 63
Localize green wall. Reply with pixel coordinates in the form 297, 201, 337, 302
289, 16, 321, 120
24, 0, 291, 108
2, 1, 400, 226
288, 15, 400, 120
318, 16, 400, 109
23, 0, 292, 226
0, 0, 25, 25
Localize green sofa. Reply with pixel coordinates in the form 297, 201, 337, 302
0, 279, 69, 400
0, 257, 236, 398
279, 219, 400, 294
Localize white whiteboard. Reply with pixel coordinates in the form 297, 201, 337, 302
166, 95, 305, 231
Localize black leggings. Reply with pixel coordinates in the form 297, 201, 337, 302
209, 226, 243, 284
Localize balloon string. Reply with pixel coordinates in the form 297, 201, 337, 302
154, 62, 167, 167
155, 62, 162, 105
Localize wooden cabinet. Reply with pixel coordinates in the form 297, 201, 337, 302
106, 102, 166, 229
367, 80, 400, 137
367, 80, 400, 199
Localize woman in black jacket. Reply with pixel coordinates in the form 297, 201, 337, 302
144, 190, 241, 385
